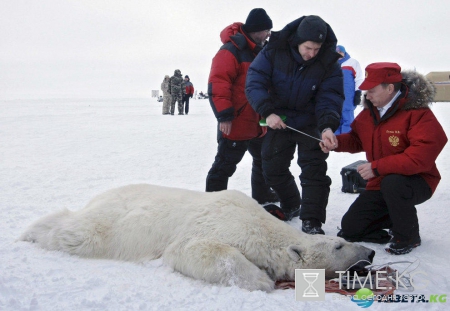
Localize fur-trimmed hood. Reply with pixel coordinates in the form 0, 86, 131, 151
400, 70, 436, 109
363, 70, 436, 110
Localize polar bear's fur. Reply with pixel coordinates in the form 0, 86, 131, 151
19, 184, 375, 292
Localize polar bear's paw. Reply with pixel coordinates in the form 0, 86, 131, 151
163, 239, 275, 292
228, 267, 275, 292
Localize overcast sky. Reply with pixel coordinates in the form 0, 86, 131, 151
1, 0, 449, 100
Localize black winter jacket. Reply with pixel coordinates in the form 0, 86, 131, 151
245, 16, 344, 132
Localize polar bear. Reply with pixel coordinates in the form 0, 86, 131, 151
19, 184, 375, 292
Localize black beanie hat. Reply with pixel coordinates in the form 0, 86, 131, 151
185, 75, 189, 79
244, 8, 273, 33
295, 15, 327, 45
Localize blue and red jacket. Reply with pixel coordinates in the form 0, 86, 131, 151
185, 81, 194, 96
335, 52, 364, 134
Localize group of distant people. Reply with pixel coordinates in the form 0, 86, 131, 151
160, 70, 194, 115
203, 8, 447, 255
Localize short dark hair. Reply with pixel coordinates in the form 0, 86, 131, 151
381, 82, 401, 92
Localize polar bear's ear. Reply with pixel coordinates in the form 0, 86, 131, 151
287, 245, 305, 262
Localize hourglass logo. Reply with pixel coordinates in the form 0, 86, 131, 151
295, 269, 325, 301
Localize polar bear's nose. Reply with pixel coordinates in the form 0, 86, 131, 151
368, 250, 375, 262
348, 249, 375, 273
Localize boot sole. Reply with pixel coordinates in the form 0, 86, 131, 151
385, 242, 421, 255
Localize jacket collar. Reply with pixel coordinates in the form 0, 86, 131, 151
220, 22, 264, 54
363, 70, 435, 124
338, 52, 350, 65
365, 85, 407, 125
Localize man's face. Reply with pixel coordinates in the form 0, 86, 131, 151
365, 84, 394, 108
250, 29, 271, 45
298, 41, 322, 61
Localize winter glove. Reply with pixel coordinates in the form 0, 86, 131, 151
353, 90, 362, 106
190, 94, 193, 98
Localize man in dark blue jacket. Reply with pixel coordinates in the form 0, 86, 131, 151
245, 15, 344, 234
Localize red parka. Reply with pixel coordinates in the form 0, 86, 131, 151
207, 23, 266, 140
335, 70, 447, 194
185, 81, 194, 96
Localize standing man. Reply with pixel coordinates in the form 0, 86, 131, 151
321, 63, 447, 254
169, 69, 185, 115
335, 45, 364, 134
161, 75, 172, 115
206, 8, 278, 205
245, 15, 344, 232
183, 75, 194, 115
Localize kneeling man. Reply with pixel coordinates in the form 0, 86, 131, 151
321, 62, 447, 255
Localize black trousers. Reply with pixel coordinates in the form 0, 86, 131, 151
205, 134, 271, 202
183, 95, 190, 114
340, 174, 432, 242
261, 128, 330, 222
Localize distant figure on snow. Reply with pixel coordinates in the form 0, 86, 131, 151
161, 75, 171, 114
183, 75, 195, 115
169, 69, 186, 115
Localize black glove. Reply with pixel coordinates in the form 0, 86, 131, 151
190, 94, 193, 98
353, 90, 362, 106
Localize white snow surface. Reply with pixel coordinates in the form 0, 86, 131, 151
1, 98, 449, 311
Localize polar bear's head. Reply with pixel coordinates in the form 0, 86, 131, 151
272, 235, 375, 280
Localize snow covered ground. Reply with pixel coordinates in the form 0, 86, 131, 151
1, 98, 449, 310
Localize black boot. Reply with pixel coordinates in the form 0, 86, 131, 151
205, 173, 228, 192
254, 189, 279, 204
302, 219, 325, 235
385, 235, 421, 255
263, 204, 300, 221
337, 229, 391, 244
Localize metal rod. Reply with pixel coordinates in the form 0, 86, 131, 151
285, 126, 323, 142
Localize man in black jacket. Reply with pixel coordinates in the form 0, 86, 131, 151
246, 16, 344, 233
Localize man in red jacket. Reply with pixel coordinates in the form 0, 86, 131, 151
321, 62, 447, 255
206, 8, 277, 205
182, 75, 194, 115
